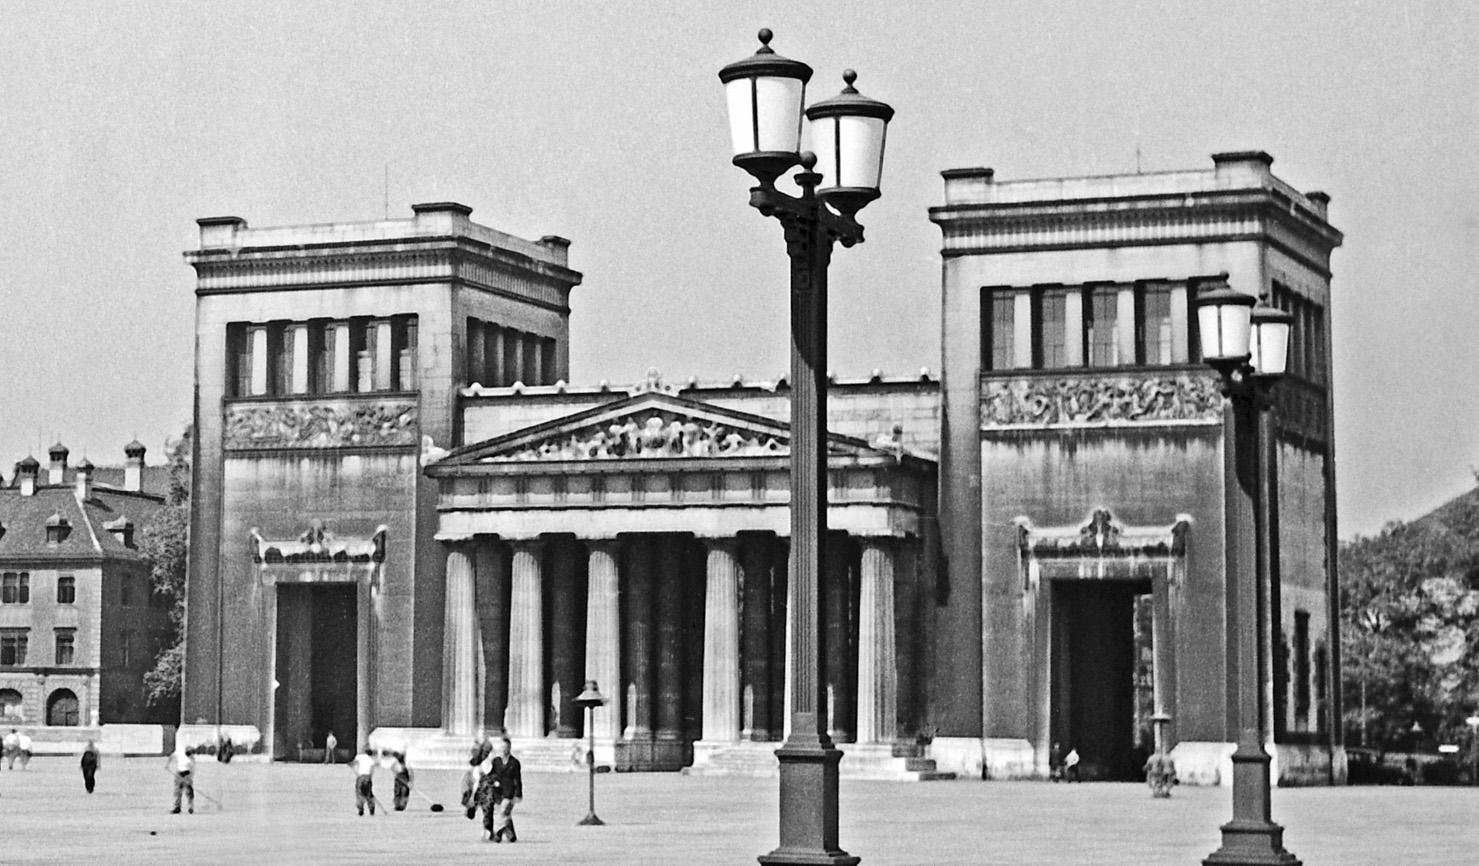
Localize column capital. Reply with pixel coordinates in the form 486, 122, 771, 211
510, 536, 547, 557
702, 536, 741, 557
585, 537, 623, 557
858, 535, 900, 555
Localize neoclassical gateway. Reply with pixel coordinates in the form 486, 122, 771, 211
181, 152, 1345, 783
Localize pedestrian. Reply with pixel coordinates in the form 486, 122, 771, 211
474, 736, 523, 843
462, 750, 480, 819
3, 729, 18, 770
1064, 747, 1081, 782
17, 730, 32, 769
80, 740, 101, 793
351, 747, 377, 816
166, 745, 195, 814
391, 751, 412, 812
1049, 741, 1065, 782
324, 730, 337, 764
219, 736, 234, 763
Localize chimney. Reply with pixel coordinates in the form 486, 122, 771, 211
48, 442, 69, 485
16, 456, 39, 496
75, 458, 94, 501
124, 440, 147, 492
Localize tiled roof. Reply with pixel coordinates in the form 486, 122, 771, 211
4, 464, 171, 499
0, 485, 165, 562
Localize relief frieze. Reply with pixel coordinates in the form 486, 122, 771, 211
982, 373, 1221, 429
224, 399, 418, 450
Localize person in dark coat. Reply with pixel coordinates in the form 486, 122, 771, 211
391, 751, 412, 811
474, 737, 523, 843
80, 740, 101, 793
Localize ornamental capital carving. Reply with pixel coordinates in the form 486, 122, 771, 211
982, 373, 1221, 429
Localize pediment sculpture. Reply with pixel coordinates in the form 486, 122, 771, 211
484, 410, 790, 462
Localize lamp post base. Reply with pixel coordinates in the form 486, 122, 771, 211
759, 718, 858, 866
1201, 820, 1301, 865
578, 813, 605, 826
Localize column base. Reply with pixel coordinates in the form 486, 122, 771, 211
758, 721, 858, 866
1202, 820, 1301, 865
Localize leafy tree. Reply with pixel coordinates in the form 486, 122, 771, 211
1341, 486, 1479, 750
136, 427, 191, 719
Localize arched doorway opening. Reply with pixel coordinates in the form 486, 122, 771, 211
0, 689, 22, 724
47, 689, 80, 726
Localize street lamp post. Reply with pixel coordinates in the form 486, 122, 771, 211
574, 680, 608, 826
719, 29, 893, 866
1196, 277, 1301, 866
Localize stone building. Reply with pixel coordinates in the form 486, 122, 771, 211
0, 442, 169, 734
182, 151, 1343, 784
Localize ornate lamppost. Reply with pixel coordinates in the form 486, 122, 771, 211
1196, 277, 1300, 866
719, 29, 893, 866
574, 680, 607, 826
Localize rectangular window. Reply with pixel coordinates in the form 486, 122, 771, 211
395, 316, 419, 391
1034, 289, 1068, 368
268, 322, 291, 395
0, 632, 27, 666
226, 323, 251, 398
55, 630, 75, 666
56, 575, 76, 604
984, 291, 1015, 371
1, 573, 28, 605
541, 337, 557, 386
1294, 611, 1311, 720
1138, 285, 1174, 365
1086, 286, 1119, 367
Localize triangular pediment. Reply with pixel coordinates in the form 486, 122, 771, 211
434, 392, 888, 466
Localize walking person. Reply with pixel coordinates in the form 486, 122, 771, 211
3, 729, 18, 769
351, 747, 377, 816
391, 751, 412, 812
1049, 741, 1065, 782
17, 731, 32, 769
1064, 746, 1081, 782
324, 730, 337, 764
474, 736, 523, 843
166, 745, 195, 814
80, 740, 101, 793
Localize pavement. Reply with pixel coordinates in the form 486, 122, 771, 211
1, 756, 1476, 864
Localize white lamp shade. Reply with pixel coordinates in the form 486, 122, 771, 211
809, 113, 888, 195
725, 75, 806, 159
1195, 282, 1255, 363
1249, 304, 1293, 377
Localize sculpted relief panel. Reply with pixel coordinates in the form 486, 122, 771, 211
982, 373, 1221, 429
487, 411, 790, 462
224, 400, 418, 450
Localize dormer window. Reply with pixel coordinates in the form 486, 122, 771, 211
105, 516, 135, 548
45, 513, 71, 545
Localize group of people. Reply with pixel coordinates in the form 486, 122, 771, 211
1049, 741, 1082, 782
3, 729, 33, 770
349, 745, 415, 815
461, 736, 523, 843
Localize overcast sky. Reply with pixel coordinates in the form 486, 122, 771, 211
1, 1, 1475, 538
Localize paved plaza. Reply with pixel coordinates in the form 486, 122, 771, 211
1, 757, 1475, 864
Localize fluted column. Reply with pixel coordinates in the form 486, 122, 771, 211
824, 533, 856, 743
701, 538, 742, 743
584, 539, 622, 743
443, 547, 480, 736
548, 537, 585, 738
856, 538, 898, 744
621, 536, 654, 741
474, 540, 511, 734
741, 534, 773, 741
654, 536, 685, 744
505, 538, 546, 737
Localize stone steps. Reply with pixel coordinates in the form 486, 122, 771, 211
685, 740, 956, 781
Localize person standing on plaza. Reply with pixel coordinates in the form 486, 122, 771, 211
390, 750, 412, 812
3, 729, 18, 769
17, 730, 32, 769
1049, 741, 1065, 782
80, 740, 101, 793
351, 747, 378, 816
324, 730, 337, 764
474, 736, 523, 843
166, 745, 195, 814
1064, 746, 1081, 782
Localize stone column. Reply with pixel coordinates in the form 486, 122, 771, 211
772, 540, 790, 740
654, 536, 685, 749
505, 538, 546, 737
443, 547, 480, 736
824, 533, 856, 743
373, 319, 394, 391
584, 539, 622, 744
474, 541, 511, 734
547, 537, 584, 738
856, 538, 899, 744
248, 325, 269, 396
467, 319, 486, 384
700, 538, 741, 743
503, 330, 521, 386
485, 325, 504, 388
289, 323, 310, 394
740, 534, 773, 741
621, 535, 654, 741
331, 321, 351, 393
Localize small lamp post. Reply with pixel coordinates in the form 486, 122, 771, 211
574, 680, 607, 826
1197, 277, 1301, 866
721, 28, 893, 866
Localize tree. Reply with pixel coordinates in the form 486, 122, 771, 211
1340, 489, 1479, 750
137, 427, 191, 720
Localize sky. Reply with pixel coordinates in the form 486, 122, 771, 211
1, 1, 1476, 539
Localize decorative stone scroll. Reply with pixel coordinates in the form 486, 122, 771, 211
223, 400, 417, 450
485, 410, 791, 462
981, 374, 1221, 429
1016, 508, 1190, 559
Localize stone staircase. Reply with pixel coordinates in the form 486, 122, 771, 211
685, 740, 955, 781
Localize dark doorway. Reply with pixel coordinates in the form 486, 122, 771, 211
275, 584, 357, 761
1051, 579, 1152, 781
